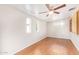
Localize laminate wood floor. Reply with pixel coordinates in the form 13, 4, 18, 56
16, 37, 79, 55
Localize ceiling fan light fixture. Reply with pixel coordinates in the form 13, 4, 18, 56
49, 11, 54, 15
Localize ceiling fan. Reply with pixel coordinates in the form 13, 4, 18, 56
39, 4, 66, 17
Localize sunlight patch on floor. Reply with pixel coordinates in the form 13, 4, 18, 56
48, 44, 68, 54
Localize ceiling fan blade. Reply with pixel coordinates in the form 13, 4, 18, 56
54, 4, 66, 10
54, 11, 60, 14
68, 7, 76, 11
46, 4, 52, 11
39, 11, 47, 14
46, 4, 50, 9
46, 14, 49, 17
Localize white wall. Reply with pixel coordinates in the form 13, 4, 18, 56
47, 19, 70, 39
0, 5, 47, 55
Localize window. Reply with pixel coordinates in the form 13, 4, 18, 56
36, 20, 40, 32
26, 18, 31, 33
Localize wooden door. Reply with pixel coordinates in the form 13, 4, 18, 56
77, 11, 79, 34
71, 10, 79, 35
